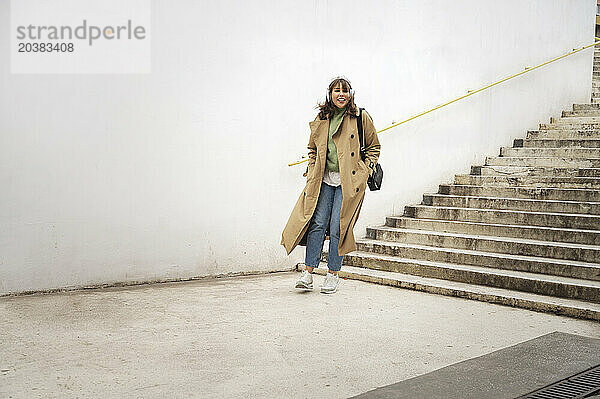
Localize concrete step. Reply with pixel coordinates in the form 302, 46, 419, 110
485, 156, 600, 168
540, 122, 600, 130
558, 114, 600, 119
404, 204, 600, 230
573, 104, 600, 111
340, 243, 600, 302
423, 193, 600, 216
527, 130, 600, 139
562, 110, 600, 117
454, 174, 600, 189
388, 215, 600, 246
367, 225, 600, 266
500, 147, 600, 158
472, 165, 600, 177
439, 184, 600, 202
554, 117, 600, 123
514, 138, 600, 148
305, 263, 600, 320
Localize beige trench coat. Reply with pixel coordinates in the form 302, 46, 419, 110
281, 108, 381, 256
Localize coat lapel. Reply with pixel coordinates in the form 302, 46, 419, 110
309, 119, 328, 144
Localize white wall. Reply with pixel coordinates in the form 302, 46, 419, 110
0, 0, 595, 294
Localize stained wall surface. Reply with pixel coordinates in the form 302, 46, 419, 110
0, 0, 595, 293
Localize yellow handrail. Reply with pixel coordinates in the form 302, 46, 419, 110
288, 38, 600, 167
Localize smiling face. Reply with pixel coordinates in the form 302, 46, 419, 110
330, 82, 351, 108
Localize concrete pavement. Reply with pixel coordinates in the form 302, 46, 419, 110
1, 270, 599, 398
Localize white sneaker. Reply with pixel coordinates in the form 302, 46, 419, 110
295, 270, 313, 290
320, 272, 339, 294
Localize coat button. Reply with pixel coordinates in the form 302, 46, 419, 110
356, 187, 359, 192
352, 170, 356, 175
350, 134, 354, 139
351, 152, 355, 157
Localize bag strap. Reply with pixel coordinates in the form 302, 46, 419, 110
357, 107, 366, 160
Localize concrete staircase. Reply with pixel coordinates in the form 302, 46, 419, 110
593, 46, 600, 103
312, 51, 600, 321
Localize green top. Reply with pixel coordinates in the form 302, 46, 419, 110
326, 106, 346, 172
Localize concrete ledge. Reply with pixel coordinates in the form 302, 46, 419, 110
351, 332, 600, 399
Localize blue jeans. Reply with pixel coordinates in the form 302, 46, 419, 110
305, 182, 343, 271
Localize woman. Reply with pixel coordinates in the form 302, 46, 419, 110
281, 77, 381, 294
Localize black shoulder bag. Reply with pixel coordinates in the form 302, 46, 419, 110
357, 108, 383, 191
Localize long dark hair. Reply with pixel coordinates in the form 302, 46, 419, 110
316, 77, 358, 120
